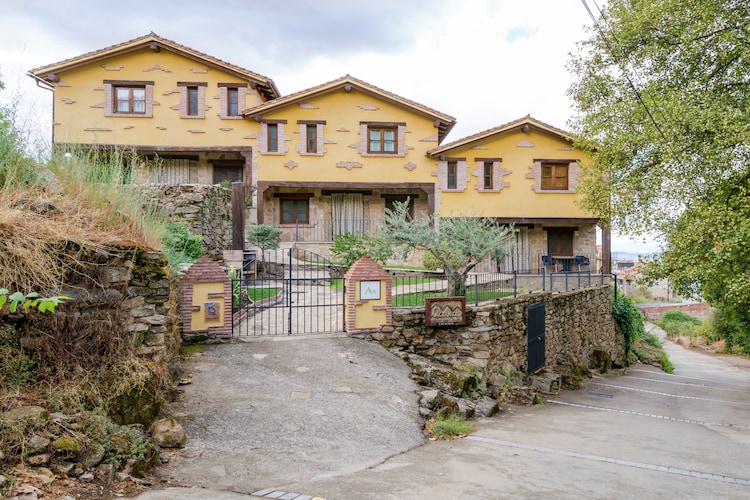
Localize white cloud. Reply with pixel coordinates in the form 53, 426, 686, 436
1, 0, 594, 142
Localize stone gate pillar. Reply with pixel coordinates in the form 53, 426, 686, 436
344, 257, 392, 335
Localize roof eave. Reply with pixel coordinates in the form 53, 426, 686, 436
429, 119, 576, 156
243, 78, 455, 134
28, 34, 279, 99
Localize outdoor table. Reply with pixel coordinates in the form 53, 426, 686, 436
552, 256, 575, 272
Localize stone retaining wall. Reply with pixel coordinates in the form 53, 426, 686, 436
56, 246, 178, 363
365, 285, 623, 380
142, 184, 231, 257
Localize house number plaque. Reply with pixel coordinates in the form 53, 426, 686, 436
359, 281, 381, 300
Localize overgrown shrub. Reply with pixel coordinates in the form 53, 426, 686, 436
611, 292, 644, 356
656, 310, 701, 338
162, 221, 205, 267
700, 309, 750, 355
631, 330, 674, 373
695, 310, 723, 344
330, 232, 393, 269
425, 410, 475, 440
612, 293, 674, 373
0, 84, 39, 193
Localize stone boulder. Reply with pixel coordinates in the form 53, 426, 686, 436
150, 418, 186, 449
404, 353, 479, 397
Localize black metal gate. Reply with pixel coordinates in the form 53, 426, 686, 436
231, 248, 345, 336
527, 302, 546, 374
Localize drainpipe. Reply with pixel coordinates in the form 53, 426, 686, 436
28, 73, 55, 145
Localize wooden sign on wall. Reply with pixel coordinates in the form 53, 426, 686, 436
425, 297, 466, 327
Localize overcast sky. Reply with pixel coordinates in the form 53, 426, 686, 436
0, 0, 661, 253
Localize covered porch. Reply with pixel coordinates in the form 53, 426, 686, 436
254, 181, 436, 243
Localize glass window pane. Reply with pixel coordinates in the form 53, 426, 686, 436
133, 89, 145, 100
296, 200, 308, 222
384, 140, 395, 152
384, 130, 395, 141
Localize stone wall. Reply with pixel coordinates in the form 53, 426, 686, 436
11, 245, 180, 425
365, 285, 623, 380
142, 184, 231, 257
57, 246, 178, 363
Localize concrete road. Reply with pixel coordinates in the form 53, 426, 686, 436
139, 326, 750, 499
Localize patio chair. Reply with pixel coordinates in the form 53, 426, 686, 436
541, 255, 558, 273
575, 255, 590, 271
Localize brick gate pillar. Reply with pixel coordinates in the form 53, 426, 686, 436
344, 257, 392, 335
179, 256, 232, 339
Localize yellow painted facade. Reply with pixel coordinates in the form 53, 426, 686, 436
431, 127, 592, 219
251, 88, 440, 185
51, 49, 263, 147
29, 33, 607, 270
352, 280, 387, 329
38, 44, 271, 148
190, 282, 226, 331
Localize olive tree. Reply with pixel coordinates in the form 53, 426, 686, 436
381, 200, 515, 296
246, 224, 282, 272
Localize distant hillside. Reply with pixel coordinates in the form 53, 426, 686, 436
612, 251, 660, 261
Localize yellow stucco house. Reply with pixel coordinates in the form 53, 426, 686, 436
28, 33, 279, 186
240, 74, 455, 245
28, 33, 609, 273
427, 116, 602, 271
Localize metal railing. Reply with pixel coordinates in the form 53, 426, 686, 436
280, 219, 382, 242
390, 268, 611, 307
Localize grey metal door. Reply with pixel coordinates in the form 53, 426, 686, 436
527, 302, 546, 374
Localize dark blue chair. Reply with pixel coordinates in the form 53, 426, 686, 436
542, 255, 558, 272
575, 255, 590, 271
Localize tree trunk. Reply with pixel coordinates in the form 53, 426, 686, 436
446, 271, 467, 297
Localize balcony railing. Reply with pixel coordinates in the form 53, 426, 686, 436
279, 219, 382, 243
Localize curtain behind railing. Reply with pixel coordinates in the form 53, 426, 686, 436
332, 193, 365, 236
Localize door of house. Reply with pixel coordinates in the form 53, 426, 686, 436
332, 193, 365, 236
547, 228, 574, 255
527, 302, 546, 374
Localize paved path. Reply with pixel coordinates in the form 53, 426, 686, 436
138, 335, 423, 499
138, 326, 750, 499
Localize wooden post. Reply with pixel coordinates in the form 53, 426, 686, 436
601, 225, 611, 275
231, 182, 245, 251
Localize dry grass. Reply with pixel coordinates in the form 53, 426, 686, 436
0, 191, 154, 294
0, 146, 167, 293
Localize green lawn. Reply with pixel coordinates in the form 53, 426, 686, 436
393, 289, 513, 307
330, 276, 441, 291
247, 287, 280, 302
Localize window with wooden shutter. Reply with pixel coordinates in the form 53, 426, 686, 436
541, 162, 569, 190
